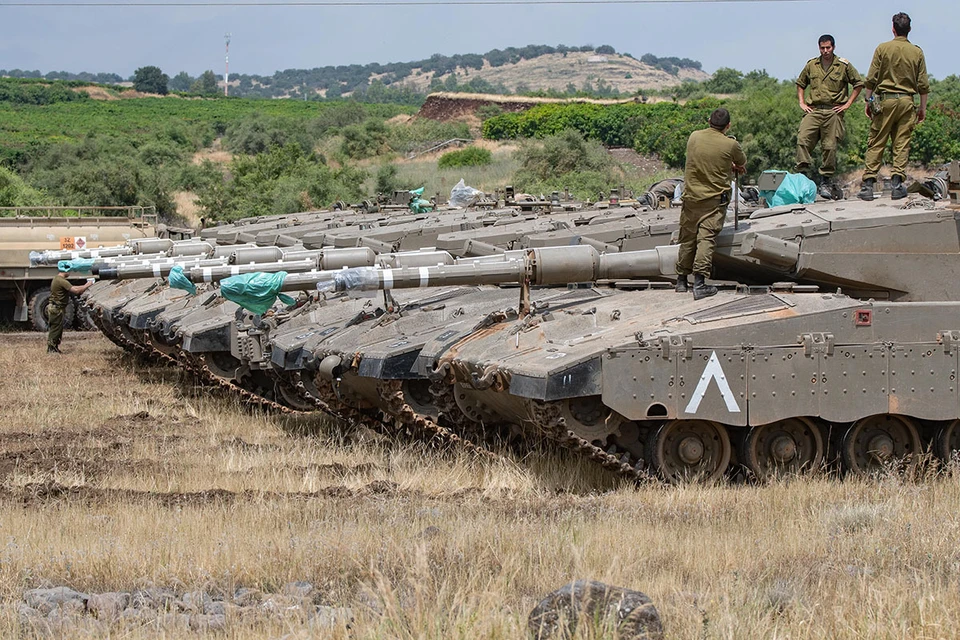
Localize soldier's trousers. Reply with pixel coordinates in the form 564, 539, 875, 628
47, 305, 64, 349
863, 96, 917, 180
795, 109, 845, 177
675, 196, 725, 277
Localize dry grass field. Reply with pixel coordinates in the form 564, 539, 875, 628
1, 332, 959, 638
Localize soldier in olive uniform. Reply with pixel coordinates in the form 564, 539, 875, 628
859, 12, 929, 201
46, 263, 93, 354
675, 108, 746, 300
795, 34, 863, 199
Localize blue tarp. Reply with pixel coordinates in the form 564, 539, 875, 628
408, 187, 433, 213
168, 265, 197, 296
57, 258, 95, 274
219, 271, 295, 315
759, 171, 817, 207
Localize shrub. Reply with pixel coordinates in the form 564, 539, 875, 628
0, 166, 45, 207
438, 146, 492, 168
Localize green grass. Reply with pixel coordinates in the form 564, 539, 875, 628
0, 98, 414, 153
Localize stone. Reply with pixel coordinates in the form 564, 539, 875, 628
131, 587, 177, 611
87, 592, 131, 620
260, 594, 304, 615
309, 606, 354, 630
23, 587, 88, 615
205, 600, 227, 616
17, 604, 40, 622
418, 525, 443, 540
156, 612, 191, 631
282, 580, 315, 600
528, 580, 663, 640
233, 587, 263, 607
180, 590, 214, 613
120, 607, 152, 624
189, 613, 227, 631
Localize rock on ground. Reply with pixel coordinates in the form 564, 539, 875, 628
528, 580, 663, 640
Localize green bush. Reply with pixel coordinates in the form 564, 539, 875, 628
193, 143, 368, 221
438, 146, 492, 168
0, 166, 45, 207
223, 112, 314, 156
511, 130, 623, 199
374, 163, 401, 194
340, 120, 389, 159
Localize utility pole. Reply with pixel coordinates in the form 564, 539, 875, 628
224, 33, 231, 96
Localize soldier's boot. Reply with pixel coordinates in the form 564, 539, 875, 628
891, 174, 908, 200
692, 274, 718, 301
818, 177, 835, 200
857, 178, 876, 201
675, 276, 689, 293
47, 345, 62, 354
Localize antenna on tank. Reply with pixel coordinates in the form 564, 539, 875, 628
224, 33, 231, 96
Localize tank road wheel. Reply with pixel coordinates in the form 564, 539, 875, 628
648, 420, 731, 483
934, 419, 960, 464
841, 414, 921, 475
558, 395, 623, 446
742, 417, 824, 481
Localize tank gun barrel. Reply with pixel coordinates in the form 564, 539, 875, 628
276, 245, 680, 293
30, 245, 133, 266
98, 258, 229, 280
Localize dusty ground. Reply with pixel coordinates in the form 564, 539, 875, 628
2, 332, 960, 638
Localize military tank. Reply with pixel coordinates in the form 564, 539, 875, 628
72, 169, 960, 483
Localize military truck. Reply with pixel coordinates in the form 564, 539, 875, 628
0, 206, 158, 330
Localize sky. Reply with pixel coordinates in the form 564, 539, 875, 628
0, 0, 954, 83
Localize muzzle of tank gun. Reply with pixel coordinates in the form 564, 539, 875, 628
97, 266, 121, 280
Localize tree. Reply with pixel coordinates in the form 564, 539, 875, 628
133, 66, 169, 95
169, 71, 194, 93
190, 70, 220, 95
704, 67, 744, 94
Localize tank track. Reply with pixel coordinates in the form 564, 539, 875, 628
98, 314, 501, 459
377, 380, 499, 461
529, 400, 647, 481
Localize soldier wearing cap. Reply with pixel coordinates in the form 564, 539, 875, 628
46, 263, 93, 354
675, 108, 746, 300
795, 34, 863, 199
858, 12, 929, 201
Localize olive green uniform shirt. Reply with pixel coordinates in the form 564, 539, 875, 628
50, 273, 72, 308
864, 36, 929, 96
797, 56, 863, 105
682, 128, 746, 202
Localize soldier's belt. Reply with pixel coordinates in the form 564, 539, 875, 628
812, 104, 840, 109
880, 92, 912, 100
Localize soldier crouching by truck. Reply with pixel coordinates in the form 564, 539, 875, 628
47, 263, 93, 354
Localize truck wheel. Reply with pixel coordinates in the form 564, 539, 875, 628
27, 288, 75, 332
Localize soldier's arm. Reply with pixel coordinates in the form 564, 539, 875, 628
796, 66, 812, 113
68, 281, 94, 295
917, 50, 929, 123
731, 143, 747, 175
797, 84, 812, 113
863, 48, 881, 118
847, 62, 864, 102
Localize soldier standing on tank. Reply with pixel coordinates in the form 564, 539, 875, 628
675, 108, 746, 300
858, 12, 929, 201
795, 35, 863, 200
47, 263, 93, 354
